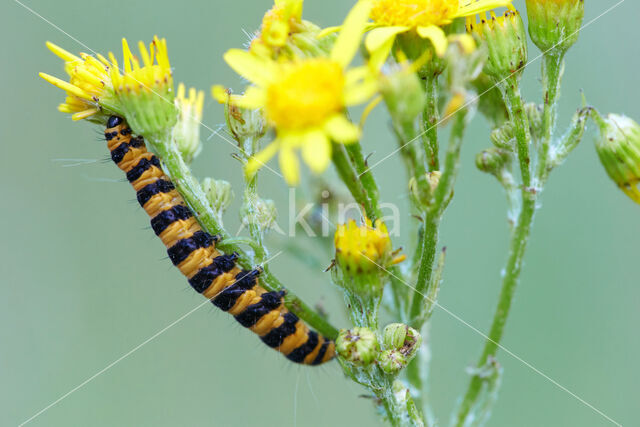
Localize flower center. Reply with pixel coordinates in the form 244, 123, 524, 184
370, 0, 459, 28
266, 59, 345, 130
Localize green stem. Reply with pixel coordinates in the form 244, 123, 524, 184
454, 192, 536, 426
147, 134, 338, 340
332, 142, 381, 220
421, 73, 440, 171
537, 53, 564, 183
408, 213, 440, 326
345, 141, 382, 220
409, 111, 467, 326
501, 77, 531, 189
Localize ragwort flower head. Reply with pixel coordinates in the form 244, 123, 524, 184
219, 0, 377, 185
334, 217, 405, 274
365, 0, 512, 66
252, 0, 303, 52
109, 36, 178, 137
249, 0, 335, 60
39, 42, 121, 122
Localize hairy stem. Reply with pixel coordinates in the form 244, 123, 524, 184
421, 73, 440, 171
453, 192, 536, 426
345, 141, 381, 220
537, 53, 564, 183
332, 142, 382, 220
500, 77, 531, 189
148, 134, 338, 339
409, 111, 467, 326
454, 80, 537, 423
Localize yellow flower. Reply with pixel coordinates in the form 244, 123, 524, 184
216, 0, 377, 185
252, 0, 304, 53
334, 218, 405, 273
39, 42, 121, 121
109, 36, 177, 136
365, 0, 513, 66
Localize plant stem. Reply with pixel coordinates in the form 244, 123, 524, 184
345, 141, 381, 219
409, 111, 467, 326
500, 77, 531, 189
537, 53, 564, 183
421, 73, 440, 171
408, 213, 440, 326
453, 192, 536, 426
148, 134, 338, 340
332, 142, 382, 220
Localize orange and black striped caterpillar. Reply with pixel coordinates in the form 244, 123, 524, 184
104, 115, 335, 365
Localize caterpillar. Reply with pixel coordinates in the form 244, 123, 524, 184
104, 115, 335, 365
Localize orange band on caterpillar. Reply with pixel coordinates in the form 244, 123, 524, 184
105, 115, 335, 365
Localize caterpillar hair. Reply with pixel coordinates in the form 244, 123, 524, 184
104, 115, 335, 365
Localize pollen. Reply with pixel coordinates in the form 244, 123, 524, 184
265, 59, 345, 130
370, 0, 459, 28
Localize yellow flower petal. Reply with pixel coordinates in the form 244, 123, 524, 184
325, 114, 361, 143
39, 72, 91, 100
455, 0, 514, 18
301, 130, 332, 173
317, 25, 341, 38
246, 140, 280, 178
331, 0, 373, 67
365, 26, 408, 53
416, 25, 448, 57
235, 86, 266, 109
45, 41, 81, 62
344, 76, 378, 106
279, 144, 300, 185
448, 33, 476, 54
223, 49, 275, 87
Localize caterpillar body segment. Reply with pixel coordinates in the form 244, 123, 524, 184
104, 115, 335, 365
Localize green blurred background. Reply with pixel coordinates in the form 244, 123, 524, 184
2, 0, 639, 425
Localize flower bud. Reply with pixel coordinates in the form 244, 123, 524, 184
202, 178, 234, 225
382, 323, 421, 360
241, 195, 278, 231
490, 122, 515, 150
336, 327, 379, 366
526, 0, 585, 54
525, 102, 544, 142
380, 63, 426, 125
476, 147, 512, 177
212, 85, 266, 143
472, 73, 509, 127
409, 171, 442, 208
173, 83, 204, 163
467, 8, 528, 81
592, 113, 640, 204
378, 349, 406, 374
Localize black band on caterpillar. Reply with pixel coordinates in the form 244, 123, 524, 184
103, 116, 335, 365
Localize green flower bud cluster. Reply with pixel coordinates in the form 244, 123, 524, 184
336, 324, 422, 375
336, 327, 379, 366
378, 323, 422, 374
